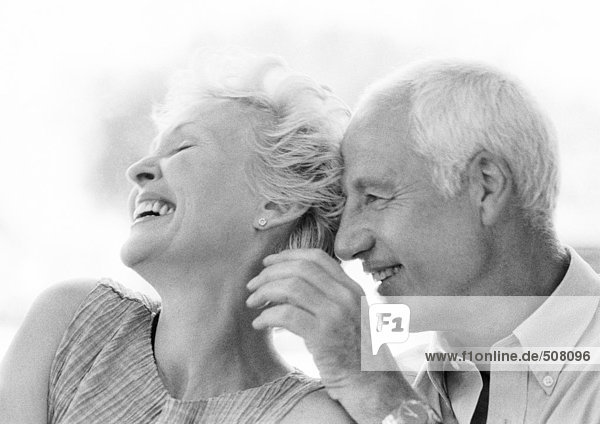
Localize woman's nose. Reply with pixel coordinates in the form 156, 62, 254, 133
126, 155, 162, 186
334, 209, 375, 261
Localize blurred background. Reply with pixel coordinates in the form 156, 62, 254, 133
1, 0, 599, 375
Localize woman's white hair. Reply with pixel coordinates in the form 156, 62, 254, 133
358, 59, 560, 233
154, 52, 350, 257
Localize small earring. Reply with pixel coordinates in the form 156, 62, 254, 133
258, 217, 267, 227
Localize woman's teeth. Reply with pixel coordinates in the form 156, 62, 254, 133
372, 265, 401, 282
133, 199, 175, 222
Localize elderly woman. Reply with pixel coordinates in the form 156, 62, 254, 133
0, 54, 353, 423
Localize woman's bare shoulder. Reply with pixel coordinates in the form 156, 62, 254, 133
280, 388, 356, 424
15, 278, 101, 338
0, 278, 99, 423
2, 278, 100, 365
30, 278, 100, 314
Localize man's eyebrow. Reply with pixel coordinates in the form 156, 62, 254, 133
353, 176, 395, 191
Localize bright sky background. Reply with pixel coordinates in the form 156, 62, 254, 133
1, 0, 599, 367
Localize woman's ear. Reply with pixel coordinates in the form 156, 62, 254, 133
253, 199, 309, 231
466, 150, 514, 226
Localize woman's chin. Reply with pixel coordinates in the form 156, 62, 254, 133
120, 241, 151, 269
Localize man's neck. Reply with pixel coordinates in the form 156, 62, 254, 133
454, 231, 570, 348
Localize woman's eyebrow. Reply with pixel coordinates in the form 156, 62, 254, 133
162, 121, 194, 139
148, 121, 200, 153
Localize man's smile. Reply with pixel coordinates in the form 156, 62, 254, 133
364, 264, 403, 282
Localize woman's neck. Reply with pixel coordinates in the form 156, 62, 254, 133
141, 256, 290, 400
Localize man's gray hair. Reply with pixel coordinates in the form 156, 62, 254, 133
154, 52, 350, 257
358, 60, 559, 232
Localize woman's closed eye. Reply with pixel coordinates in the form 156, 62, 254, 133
171, 143, 196, 155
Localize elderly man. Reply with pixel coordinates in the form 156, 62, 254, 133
247, 60, 600, 423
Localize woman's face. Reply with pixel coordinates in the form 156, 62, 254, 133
121, 100, 261, 269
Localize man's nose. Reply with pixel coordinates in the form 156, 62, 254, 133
334, 209, 375, 261
126, 155, 162, 186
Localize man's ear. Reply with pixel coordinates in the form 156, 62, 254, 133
253, 199, 309, 231
466, 150, 513, 226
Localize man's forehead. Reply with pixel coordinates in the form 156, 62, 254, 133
342, 110, 411, 161
341, 138, 403, 191
340, 106, 420, 190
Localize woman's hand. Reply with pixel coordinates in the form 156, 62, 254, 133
246, 248, 423, 424
248, 249, 363, 383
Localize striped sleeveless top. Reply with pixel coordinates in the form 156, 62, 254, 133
47, 279, 323, 423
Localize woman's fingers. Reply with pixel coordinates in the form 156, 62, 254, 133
248, 251, 364, 302
251, 303, 316, 338
246, 276, 328, 316
264, 249, 358, 289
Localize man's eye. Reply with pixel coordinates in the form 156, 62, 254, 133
365, 194, 381, 204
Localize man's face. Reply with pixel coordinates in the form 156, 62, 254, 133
335, 102, 489, 296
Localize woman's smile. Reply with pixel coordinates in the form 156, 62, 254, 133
132, 199, 176, 225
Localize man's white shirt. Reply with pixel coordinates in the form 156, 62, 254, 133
405, 247, 600, 423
